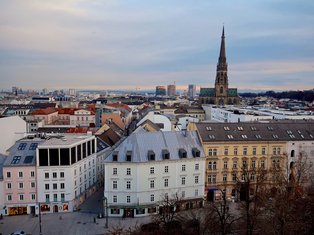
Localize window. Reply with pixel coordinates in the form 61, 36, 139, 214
45, 173, 49, 179
18, 143, 27, 150
262, 147, 266, 155
18, 171, 23, 178
126, 168, 131, 175
241, 135, 247, 139
195, 189, 199, 196
261, 159, 265, 168
150, 167, 154, 174
29, 143, 38, 150
127, 196, 131, 203
276, 147, 281, 155
19, 194, 24, 201
113, 195, 117, 203
227, 135, 234, 139
113, 168, 117, 175
238, 126, 243, 131
182, 191, 185, 198
223, 174, 227, 182
243, 148, 247, 156
164, 178, 169, 187
61, 183, 65, 189
251, 160, 256, 169
232, 173, 237, 183
150, 194, 155, 202
126, 181, 131, 190
213, 161, 217, 170
6, 171, 11, 178
255, 134, 262, 139
224, 126, 230, 130
19, 182, 23, 189
53, 194, 57, 202
242, 160, 247, 169
113, 181, 117, 189
233, 160, 237, 169
208, 175, 216, 183
46, 194, 50, 202
60, 172, 64, 178
61, 193, 65, 202
195, 175, 199, 184
208, 148, 217, 156
53, 172, 57, 178
30, 171, 35, 177
7, 195, 12, 201
45, 184, 49, 190
224, 160, 228, 169
195, 163, 199, 170
182, 165, 186, 172
31, 194, 36, 200
150, 180, 154, 189
30, 182, 35, 188
234, 148, 238, 156
11, 156, 21, 164
224, 148, 228, 156
7, 182, 12, 189
253, 148, 257, 156
164, 166, 169, 173
181, 177, 186, 185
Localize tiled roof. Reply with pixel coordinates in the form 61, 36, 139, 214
195, 121, 314, 142
106, 103, 132, 112
57, 108, 79, 115
105, 131, 205, 163
32, 107, 57, 115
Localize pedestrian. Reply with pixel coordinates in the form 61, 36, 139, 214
94, 217, 96, 223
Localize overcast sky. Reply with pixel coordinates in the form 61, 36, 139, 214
0, 0, 313, 91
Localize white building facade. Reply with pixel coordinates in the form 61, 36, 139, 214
104, 131, 205, 217
36, 134, 97, 213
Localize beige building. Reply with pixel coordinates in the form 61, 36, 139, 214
189, 121, 314, 201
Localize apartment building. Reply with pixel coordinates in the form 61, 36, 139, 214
36, 134, 97, 213
189, 121, 314, 201
104, 130, 205, 217
3, 138, 44, 216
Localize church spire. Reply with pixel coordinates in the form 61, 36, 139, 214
218, 26, 226, 65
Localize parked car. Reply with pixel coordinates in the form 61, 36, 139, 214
11, 231, 25, 235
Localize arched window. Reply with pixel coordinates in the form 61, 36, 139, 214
291, 150, 295, 158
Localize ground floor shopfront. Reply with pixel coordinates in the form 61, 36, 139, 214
5, 203, 36, 216
107, 198, 204, 218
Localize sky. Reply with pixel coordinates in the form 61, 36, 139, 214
0, 0, 314, 92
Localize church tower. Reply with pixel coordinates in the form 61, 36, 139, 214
215, 26, 229, 104
199, 26, 239, 106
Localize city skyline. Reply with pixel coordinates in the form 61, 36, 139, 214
0, 0, 314, 91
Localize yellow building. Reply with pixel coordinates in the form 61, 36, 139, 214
189, 121, 314, 201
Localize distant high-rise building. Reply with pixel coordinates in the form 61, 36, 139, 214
69, 89, 76, 96
188, 84, 196, 98
167, 84, 176, 97
42, 88, 48, 95
199, 27, 239, 105
156, 86, 166, 96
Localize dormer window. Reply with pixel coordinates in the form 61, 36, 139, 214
192, 148, 200, 158
224, 126, 230, 131
112, 151, 118, 162
237, 126, 243, 131
148, 150, 155, 161
162, 149, 170, 160
206, 126, 212, 131
126, 151, 132, 162
179, 148, 187, 158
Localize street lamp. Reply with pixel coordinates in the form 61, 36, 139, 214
38, 202, 42, 235
103, 196, 108, 228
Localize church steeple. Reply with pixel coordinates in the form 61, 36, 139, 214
217, 26, 227, 70
215, 26, 228, 99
